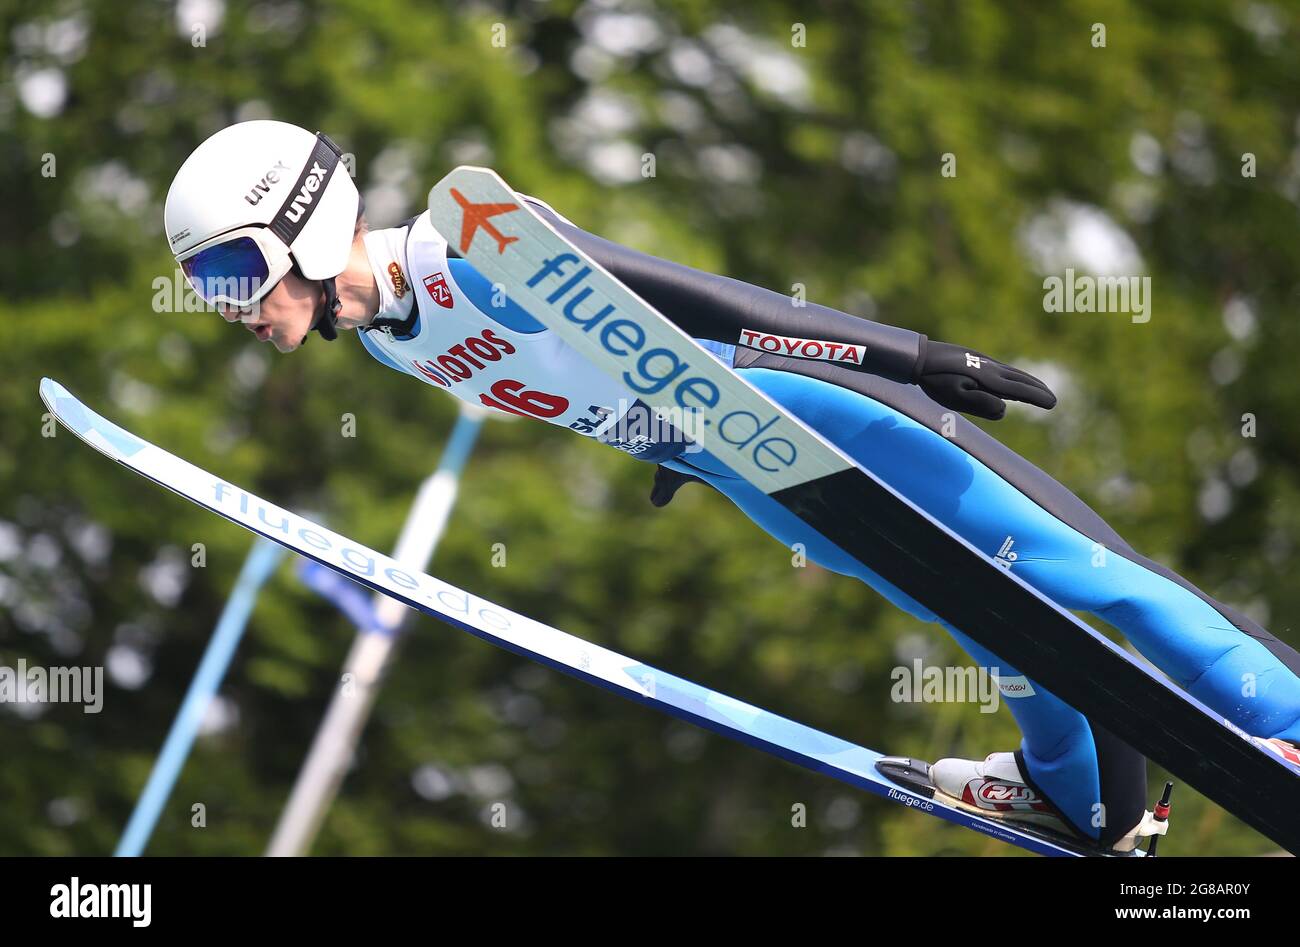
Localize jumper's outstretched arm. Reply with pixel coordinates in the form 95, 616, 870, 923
522, 197, 1055, 421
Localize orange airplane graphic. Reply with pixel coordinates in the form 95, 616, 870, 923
450, 188, 520, 254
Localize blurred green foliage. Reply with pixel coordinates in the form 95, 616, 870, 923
2, 0, 1299, 856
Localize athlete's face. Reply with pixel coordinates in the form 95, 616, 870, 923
215, 269, 322, 353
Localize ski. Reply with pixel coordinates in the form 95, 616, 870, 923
42, 377, 1094, 856
427, 167, 1300, 852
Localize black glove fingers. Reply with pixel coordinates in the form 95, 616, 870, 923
993, 374, 1057, 409
998, 363, 1053, 391
922, 374, 1007, 421
955, 384, 1007, 420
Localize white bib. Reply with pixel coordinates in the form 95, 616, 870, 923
360, 213, 680, 458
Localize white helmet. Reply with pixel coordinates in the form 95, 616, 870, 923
164, 120, 360, 339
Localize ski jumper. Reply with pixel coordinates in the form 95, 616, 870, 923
356, 200, 1300, 846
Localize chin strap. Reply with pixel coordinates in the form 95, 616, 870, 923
311, 277, 343, 341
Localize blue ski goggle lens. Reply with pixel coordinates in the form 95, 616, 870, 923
181, 236, 273, 306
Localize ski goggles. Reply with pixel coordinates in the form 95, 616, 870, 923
176, 226, 294, 309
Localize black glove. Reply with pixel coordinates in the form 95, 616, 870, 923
649, 465, 706, 507
915, 341, 1056, 421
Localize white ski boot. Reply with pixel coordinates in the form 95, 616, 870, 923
928, 751, 1169, 853
929, 751, 1065, 831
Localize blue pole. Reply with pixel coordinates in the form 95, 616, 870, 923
437, 409, 484, 475
265, 408, 485, 855
115, 538, 285, 856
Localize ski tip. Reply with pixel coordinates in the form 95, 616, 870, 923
38, 377, 67, 411
428, 165, 507, 203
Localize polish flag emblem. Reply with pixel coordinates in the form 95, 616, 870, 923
423, 272, 454, 309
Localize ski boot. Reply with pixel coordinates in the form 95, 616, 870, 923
877, 751, 1172, 856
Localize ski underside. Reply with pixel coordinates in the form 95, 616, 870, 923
45, 377, 1101, 856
